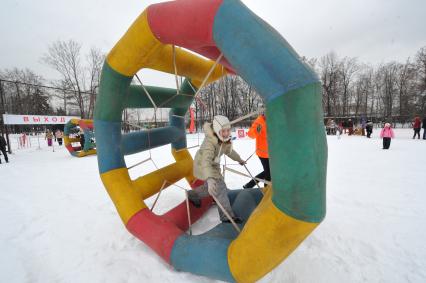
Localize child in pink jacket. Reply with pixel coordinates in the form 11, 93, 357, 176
380, 123, 395, 149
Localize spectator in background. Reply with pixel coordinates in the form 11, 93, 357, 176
412, 116, 421, 139
55, 130, 63, 146
337, 121, 344, 136
348, 119, 354, 136
330, 119, 336, 135
326, 119, 332, 135
45, 130, 54, 146
380, 123, 395, 149
361, 117, 367, 136
79, 129, 85, 151
326, 119, 335, 135
0, 135, 9, 163
422, 116, 426, 140
342, 120, 348, 134
366, 120, 374, 138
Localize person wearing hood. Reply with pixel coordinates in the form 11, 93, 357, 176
189, 115, 246, 223
412, 116, 421, 139
380, 123, 395, 149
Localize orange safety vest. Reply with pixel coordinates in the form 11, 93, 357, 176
247, 115, 268, 158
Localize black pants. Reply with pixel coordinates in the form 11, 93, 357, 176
0, 147, 8, 162
244, 157, 270, 188
423, 129, 426, 140
413, 128, 420, 139
383, 138, 391, 149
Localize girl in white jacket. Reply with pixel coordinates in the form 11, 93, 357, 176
189, 115, 246, 223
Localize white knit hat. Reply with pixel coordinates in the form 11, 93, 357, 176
212, 115, 231, 142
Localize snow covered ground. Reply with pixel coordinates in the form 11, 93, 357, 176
1, 128, 425, 283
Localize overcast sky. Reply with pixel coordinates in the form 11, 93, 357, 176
1, 0, 426, 88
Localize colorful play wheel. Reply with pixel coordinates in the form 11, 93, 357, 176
94, 0, 327, 282
64, 119, 96, 157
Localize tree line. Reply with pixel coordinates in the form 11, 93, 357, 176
0, 40, 103, 123
313, 47, 426, 123
196, 46, 426, 126
1, 39, 425, 130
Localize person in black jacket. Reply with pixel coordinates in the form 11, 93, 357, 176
0, 135, 9, 163
348, 119, 354, 135
366, 120, 373, 138
422, 116, 426, 140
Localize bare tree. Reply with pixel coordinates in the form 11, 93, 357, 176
196, 75, 263, 126
319, 52, 340, 116
414, 47, 426, 114
50, 80, 74, 115
415, 47, 426, 93
377, 63, 399, 118
0, 68, 50, 115
86, 47, 104, 118
353, 64, 375, 117
394, 59, 417, 119
42, 40, 104, 118
316, 47, 426, 124
42, 40, 86, 117
3, 42, 425, 128
338, 57, 359, 116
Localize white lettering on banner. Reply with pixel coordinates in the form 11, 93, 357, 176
2, 114, 80, 125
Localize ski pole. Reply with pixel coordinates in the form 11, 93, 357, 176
185, 190, 193, 236
243, 164, 264, 193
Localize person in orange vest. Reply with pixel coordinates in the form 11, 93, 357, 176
243, 113, 270, 188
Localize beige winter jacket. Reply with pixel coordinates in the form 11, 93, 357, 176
193, 123, 244, 180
